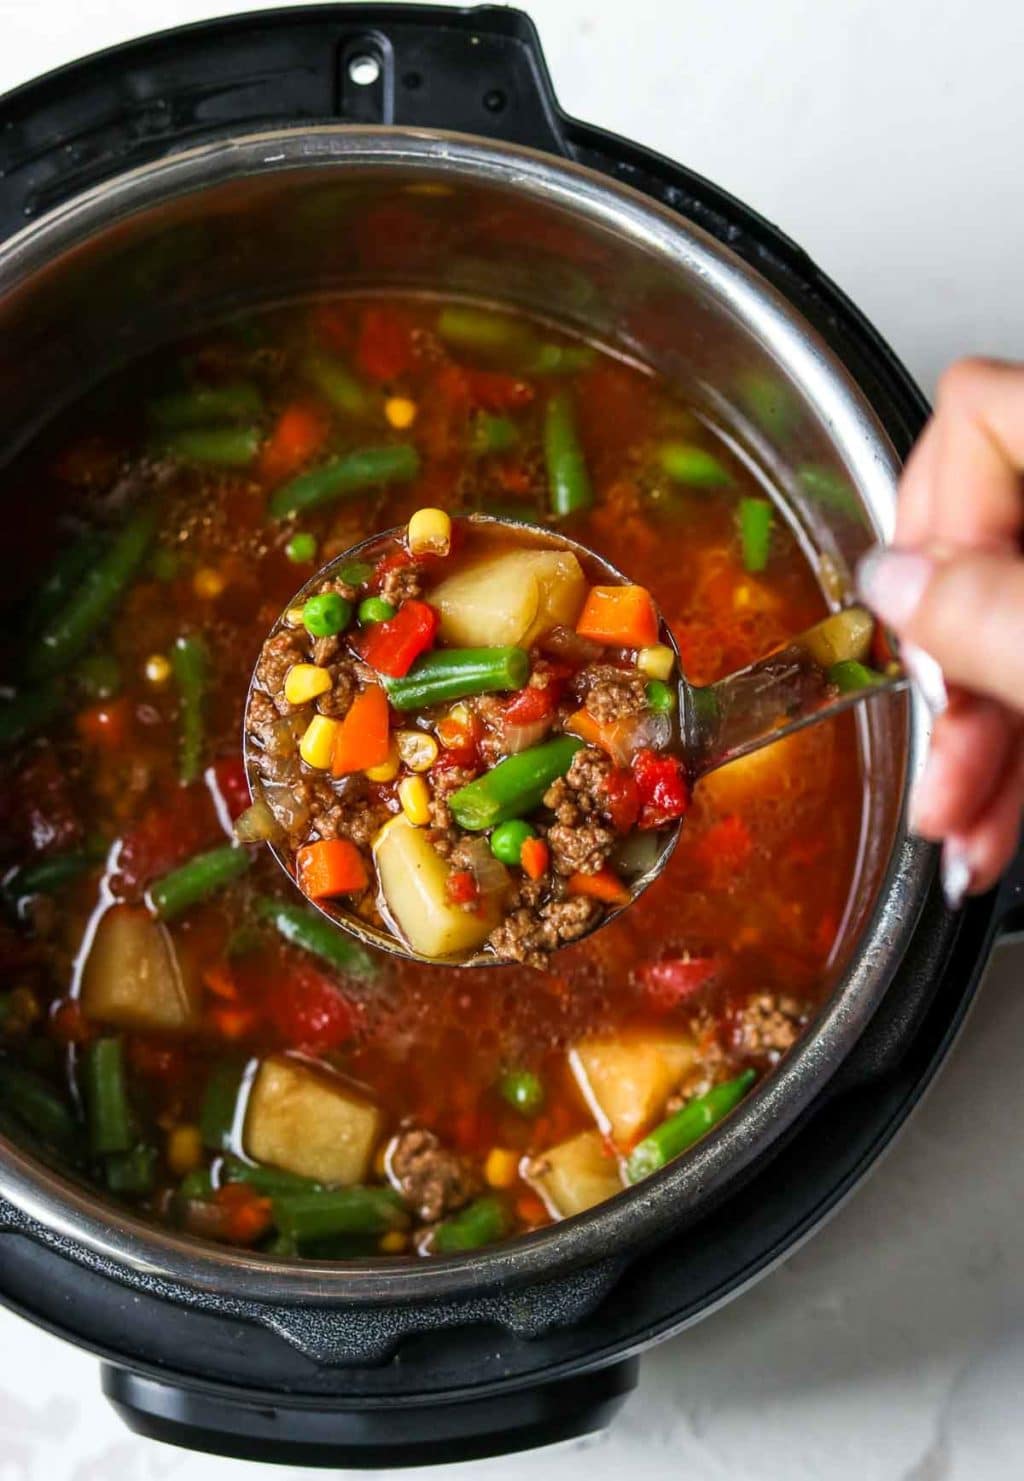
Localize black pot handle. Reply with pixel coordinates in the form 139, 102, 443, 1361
102, 1357, 638, 1468
0, 5, 572, 240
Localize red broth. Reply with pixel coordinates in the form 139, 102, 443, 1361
0, 298, 861, 1256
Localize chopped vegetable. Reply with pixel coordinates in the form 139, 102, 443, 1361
199, 1059, 247, 1151
436, 306, 534, 356
489, 819, 537, 866
273, 1186, 406, 1244
569, 1033, 695, 1146
372, 816, 505, 958
398, 775, 431, 826
526, 1131, 623, 1218
254, 898, 379, 978
3, 848, 103, 903
244, 1056, 381, 1185
75, 697, 131, 749
645, 679, 675, 714
483, 1147, 520, 1189
364, 742, 400, 782
105, 1142, 158, 1193
431, 549, 586, 650
639, 956, 718, 1012
566, 868, 630, 905
303, 351, 372, 418
499, 1068, 544, 1116
407, 507, 452, 557
448, 736, 582, 831
171, 634, 207, 785
338, 559, 375, 586
221, 1156, 324, 1195
470, 412, 518, 456
148, 383, 263, 429
828, 659, 887, 693
83, 1037, 133, 1155
626, 1069, 757, 1182
519, 836, 550, 880
432, 1194, 508, 1253
28, 507, 157, 680
331, 685, 391, 776
738, 497, 774, 573
632, 749, 690, 828
357, 600, 440, 679
544, 389, 593, 516
657, 442, 730, 487
384, 396, 417, 429
193, 567, 226, 600
798, 607, 874, 668
637, 643, 675, 681
149, 844, 251, 920
357, 596, 396, 625
576, 584, 659, 648
268, 445, 420, 518
285, 532, 317, 564
395, 729, 438, 771
302, 591, 352, 638
300, 713, 341, 769
160, 426, 262, 467
384, 646, 527, 711
296, 839, 369, 899
0, 1064, 80, 1154
166, 1124, 203, 1175
261, 405, 328, 486
80, 904, 201, 1032
284, 663, 332, 705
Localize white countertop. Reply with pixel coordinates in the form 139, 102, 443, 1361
2, 2, 1022, 1477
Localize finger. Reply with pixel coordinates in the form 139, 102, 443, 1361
857, 547, 1024, 712
894, 415, 941, 548
909, 698, 1018, 839
930, 358, 1024, 549
942, 739, 1024, 902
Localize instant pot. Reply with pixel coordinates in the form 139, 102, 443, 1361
1, 5, 1021, 1466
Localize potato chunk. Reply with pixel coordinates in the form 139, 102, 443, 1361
431, 549, 586, 649
80, 904, 200, 1032
569, 1033, 695, 1146
373, 815, 505, 958
244, 1056, 380, 1185
526, 1130, 624, 1219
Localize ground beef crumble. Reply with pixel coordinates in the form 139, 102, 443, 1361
314, 658, 358, 719
387, 1127, 478, 1222
488, 896, 601, 968
254, 627, 307, 711
543, 747, 611, 823
379, 562, 424, 608
546, 819, 615, 876
733, 993, 804, 1061
428, 766, 477, 829
581, 663, 647, 723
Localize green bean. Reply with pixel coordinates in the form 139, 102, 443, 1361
0, 686, 64, 749
828, 659, 887, 693
544, 390, 593, 517
738, 497, 774, 573
27, 531, 106, 631
432, 1195, 508, 1254
303, 352, 372, 418
104, 1143, 157, 1194
626, 1069, 757, 1183
0, 1062, 80, 1152
149, 844, 251, 921
28, 507, 157, 680
470, 413, 518, 457
797, 465, 860, 518
221, 1156, 324, 1196
199, 1060, 247, 1152
83, 1037, 133, 1156
272, 1186, 407, 1243
159, 426, 262, 467
384, 646, 528, 711
178, 1166, 214, 1200
657, 442, 731, 488
498, 1069, 544, 1117
528, 344, 596, 375
254, 898, 380, 979
3, 848, 104, 903
449, 736, 582, 831
171, 634, 207, 785
147, 383, 264, 429
735, 371, 797, 439
436, 307, 534, 356
268, 445, 420, 519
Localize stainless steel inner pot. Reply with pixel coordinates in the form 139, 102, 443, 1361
0, 127, 934, 1304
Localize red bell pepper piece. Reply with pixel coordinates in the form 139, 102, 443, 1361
504, 684, 558, 726
445, 869, 480, 906
639, 956, 718, 1012
631, 749, 690, 829
599, 768, 641, 833
356, 599, 440, 678
266, 964, 357, 1053
355, 306, 415, 382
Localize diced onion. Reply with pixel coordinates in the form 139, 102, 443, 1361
233, 799, 283, 844
458, 837, 510, 898
502, 717, 551, 754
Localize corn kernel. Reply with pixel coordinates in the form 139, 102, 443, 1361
384, 396, 418, 430
284, 606, 306, 627
284, 663, 332, 706
299, 714, 341, 769
637, 643, 675, 681
379, 1230, 409, 1254
193, 566, 226, 600
166, 1124, 203, 1177
364, 741, 400, 783
398, 774, 431, 826
144, 653, 172, 686
407, 507, 452, 557
484, 1147, 521, 1190
448, 703, 473, 730
395, 729, 439, 772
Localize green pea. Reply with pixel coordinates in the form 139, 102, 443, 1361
358, 596, 396, 626
499, 1069, 545, 1117
645, 679, 676, 714
302, 592, 352, 638
76, 651, 121, 700
285, 532, 317, 564
490, 818, 537, 866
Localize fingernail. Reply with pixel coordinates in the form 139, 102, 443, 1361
940, 840, 973, 911
856, 547, 934, 629
908, 753, 941, 835
902, 642, 948, 715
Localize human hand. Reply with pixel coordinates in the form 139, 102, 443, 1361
856, 357, 1024, 905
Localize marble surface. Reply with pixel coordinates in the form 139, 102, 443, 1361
2, 1, 1022, 1476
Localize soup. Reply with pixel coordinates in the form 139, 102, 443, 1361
0, 297, 862, 1257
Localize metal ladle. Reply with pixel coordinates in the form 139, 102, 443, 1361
244, 516, 911, 967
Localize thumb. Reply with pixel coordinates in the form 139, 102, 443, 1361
857, 546, 1024, 713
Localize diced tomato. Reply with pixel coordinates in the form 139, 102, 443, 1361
207, 756, 251, 823
631, 749, 690, 829
266, 965, 356, 1053
49, 998, 91, 1047
433, 736, 479, 772
115, 793, 217, 891
75, 698, 131, 749
639, 956, 718, 1012
464, 369, 535, 412
355, 306, 415, 382
213, 1182, 273, 1245
504, 683, 558, 726
356, 599, 440, 679
210, 1005, 258, 1040
445, 869, 480, 906
599, 768, 641, 833
258, 402, 328, 485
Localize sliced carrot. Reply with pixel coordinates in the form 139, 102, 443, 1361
576, 584, 659, 648
296, 838, 369, 899
259, 402, 328, 485
331, 685, 391, 776
210, 1005, 257, 1040
202, 962, 239, 1001
566, 868, 630, 906
213, 1183, 273, 1245
520, 837, 550, 881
